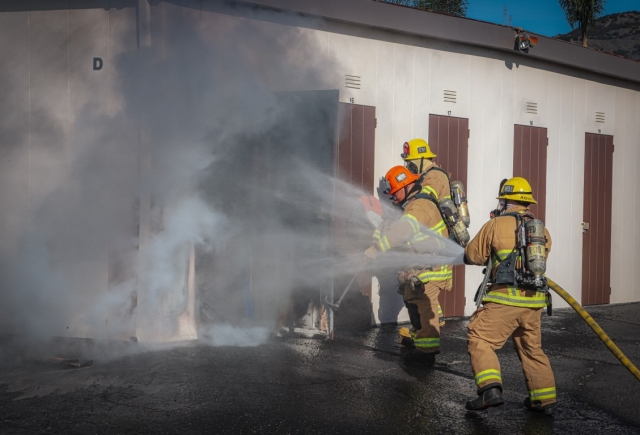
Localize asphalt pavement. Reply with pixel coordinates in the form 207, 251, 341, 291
1, 303, 639, 435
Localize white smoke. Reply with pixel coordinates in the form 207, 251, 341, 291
0, 3, 462, 358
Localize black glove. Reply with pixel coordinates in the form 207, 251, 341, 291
409, 276, 424, 293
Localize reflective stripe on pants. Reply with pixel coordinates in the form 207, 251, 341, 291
403, 283, 441, 353
467, 302, 556, 405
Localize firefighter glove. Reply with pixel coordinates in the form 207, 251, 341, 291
364, 246, 378, 264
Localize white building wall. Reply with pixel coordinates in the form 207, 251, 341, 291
514, 65, 549, 128
465, 55, 488, 314
393, 44, 416, 159
571, 80, 588, 308
429, 51, 471, 119
411, 47, 432, 141
613, 88, 640, 303
0, 6, 145, 338
319, 26, 640, 317
2, 5, 640, 331
545, 72, 563, 306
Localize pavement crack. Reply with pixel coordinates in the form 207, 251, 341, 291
598, 318, 640, 328
547, 351, 628, 367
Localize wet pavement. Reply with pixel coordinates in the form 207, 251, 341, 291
1, 303, 639, 435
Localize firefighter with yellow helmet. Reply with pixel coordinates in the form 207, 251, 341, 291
401, 138, 470, 233
401, 138, 451, 203
398, 138, 471, 346
364, 166, 453, 364
463, 176, 556, 414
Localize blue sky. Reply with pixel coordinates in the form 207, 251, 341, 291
466, 0, 640, 37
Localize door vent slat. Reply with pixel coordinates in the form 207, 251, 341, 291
526, 102, 538, 114
596, 112, 605, 123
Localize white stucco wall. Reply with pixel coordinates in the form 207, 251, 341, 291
1, 4, 638, 333
320, 29, 640, 317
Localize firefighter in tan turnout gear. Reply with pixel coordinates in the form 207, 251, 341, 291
364, 166, 453, 364
398, 138, 471, 344
463, 177, 556, 414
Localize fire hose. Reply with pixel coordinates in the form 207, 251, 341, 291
547, 278, 640, 382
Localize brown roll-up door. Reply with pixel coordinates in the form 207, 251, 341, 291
428, 114, 468, 317
513, 125, 548, 222
582, 133, 613, 306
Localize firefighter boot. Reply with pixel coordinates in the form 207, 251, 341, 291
398, 327, 416, 348
403, 349, 438, 364
465, 383, 504, 410
524, 397, 556, 415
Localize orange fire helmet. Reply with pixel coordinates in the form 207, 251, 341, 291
383, 166, 420, 195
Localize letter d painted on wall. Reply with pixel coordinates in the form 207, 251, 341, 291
93, 57, 103, 71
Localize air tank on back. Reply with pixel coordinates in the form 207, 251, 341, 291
451, 181, 470, 228
439, 198, 470, 247
525, 219, 547, 286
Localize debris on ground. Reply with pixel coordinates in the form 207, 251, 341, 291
43, 357, 93, 369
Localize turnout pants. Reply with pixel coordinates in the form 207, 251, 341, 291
402, 282, 441, 353
467, 302, 556, 405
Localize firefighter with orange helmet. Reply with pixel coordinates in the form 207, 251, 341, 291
463, 177, 556, 413
364, 166, 453, 363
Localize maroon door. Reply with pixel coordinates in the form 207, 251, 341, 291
334, 103, 376, 300
582, 133, 613, 305
428, 114, 468, 317
513, 125, 548, 221
336, 103, 376, 193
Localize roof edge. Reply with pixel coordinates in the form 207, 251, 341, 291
237, 0, 640, 85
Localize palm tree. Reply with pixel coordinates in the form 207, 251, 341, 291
558, 0, 606, 47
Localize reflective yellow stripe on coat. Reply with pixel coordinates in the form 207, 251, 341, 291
403, 214, 451, 283
420, 185, 438, 200
484, 249, 547, 308
417, 267, 453, 283
420, 185, 451, 201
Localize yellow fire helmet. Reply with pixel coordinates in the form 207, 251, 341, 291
401, 138, 437, 161
497, 176, 537, 204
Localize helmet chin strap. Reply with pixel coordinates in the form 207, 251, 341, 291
393, 186, 409, 209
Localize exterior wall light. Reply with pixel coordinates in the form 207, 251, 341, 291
514, 29, 538, 53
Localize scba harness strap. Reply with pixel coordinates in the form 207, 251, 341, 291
493, 212, 532, 286
412, 192, 458, 243
490, 212, 552, 314
420, 166, 451, 200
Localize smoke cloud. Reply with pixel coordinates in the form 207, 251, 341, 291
0, 3, 461, 356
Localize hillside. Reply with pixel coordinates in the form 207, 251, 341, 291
555, 11, 640, 60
